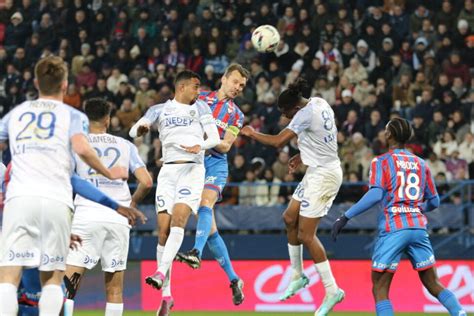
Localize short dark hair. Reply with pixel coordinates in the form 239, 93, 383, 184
387, 117, 413, 145
277, 78, 309, 112
84, 98, 112, 122
174, 69, 200, 86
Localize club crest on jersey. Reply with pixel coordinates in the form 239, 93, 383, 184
190, 110, 196, 117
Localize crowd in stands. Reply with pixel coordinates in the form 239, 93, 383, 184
0, 0, 473, 205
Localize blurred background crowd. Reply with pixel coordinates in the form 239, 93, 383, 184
0, 0, 473, 205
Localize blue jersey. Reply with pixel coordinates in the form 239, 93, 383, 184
369, 149, 438, 234
198, 91, 244, 159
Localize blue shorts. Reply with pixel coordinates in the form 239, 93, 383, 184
372, 229, 436, 273
204, 155, 228, 201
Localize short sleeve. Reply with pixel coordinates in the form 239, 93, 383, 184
69, 110, 89, 138
287, 105, 312, 135
369, 158, 386, 189
424, 165, 438, 199
128, 141, 146, 173
0, 111, 12, 142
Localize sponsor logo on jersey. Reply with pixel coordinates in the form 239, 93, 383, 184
164, 117, 194, 127
391, 206, 421, 213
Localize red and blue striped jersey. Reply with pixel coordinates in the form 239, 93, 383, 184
369, 149, 438, 234
198, 91, 244, 158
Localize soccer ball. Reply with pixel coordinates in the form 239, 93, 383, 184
251, 25, 280, 53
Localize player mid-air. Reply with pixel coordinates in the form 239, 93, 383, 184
332, 118, 466, 316
129, 70, 220, 314
176, 63, 249, 306
64, 98, 152, 316
0, 56, 126, 316
241, 78, 344, 316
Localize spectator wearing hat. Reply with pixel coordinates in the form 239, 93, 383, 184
413, 36, 432, 71
335, 89, 360, 125
458, 0, 474, 30
453, 19, 470, 50
5, 12, 30, 53
355, 39, 376, 73
443, 51, 471, 85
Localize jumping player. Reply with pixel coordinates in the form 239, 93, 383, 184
176, 64, 249, 306
241, 78, 345, 316
332, 118, 466, 316
129, 71, 220, 309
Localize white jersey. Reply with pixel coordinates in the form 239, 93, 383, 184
140, 99, 215, 164
0, 99, 89, 208
287, 97, 340, 169
74, 133, 145, 226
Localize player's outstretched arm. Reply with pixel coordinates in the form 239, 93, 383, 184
241, 126, 296, 148
214, 129, 238, 153
71, 134, 127, 180
129, 117, 152, 138
332, 187, 384, 241
131, 167, 153, 207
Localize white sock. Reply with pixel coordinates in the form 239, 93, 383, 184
156, 244, 165, 266
158, 227, 184, 276
63, 299, 74, 316
105, 302, 123, 316
288, 243, 303, 280
0, 283, 18, 316
315, 260, 338, 295
157, 243, 172, 296
39, 284, 64, 316
162, 264, 172, 297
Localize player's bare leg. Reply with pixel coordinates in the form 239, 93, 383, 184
146, 203, 191, 290
372, 271, 395, 316
419, 267, 466, 316
280, 198, 309, 301
298, 216, 344, 315
0, 266, 22, 316
156, 211, 174, 316
104, 271, 124, 316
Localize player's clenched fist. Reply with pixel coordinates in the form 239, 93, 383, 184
137, 125, 150, 137
240, 125, 255, 137
117, 205, 148, 226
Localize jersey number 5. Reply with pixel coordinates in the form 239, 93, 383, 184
396, 172, 421, 200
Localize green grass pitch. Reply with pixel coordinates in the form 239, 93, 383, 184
75, 311, 457, 316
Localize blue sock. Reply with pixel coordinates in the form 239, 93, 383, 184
207, 232, 239, 282
438, 289, 464, 316
375, 300, 394, 316
193, 206, 213, 257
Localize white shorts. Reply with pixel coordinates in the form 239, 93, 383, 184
155, 163, 205, 215
67, 219, 129, 272
0, 196, 73, 271
292, 166, 343, 218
